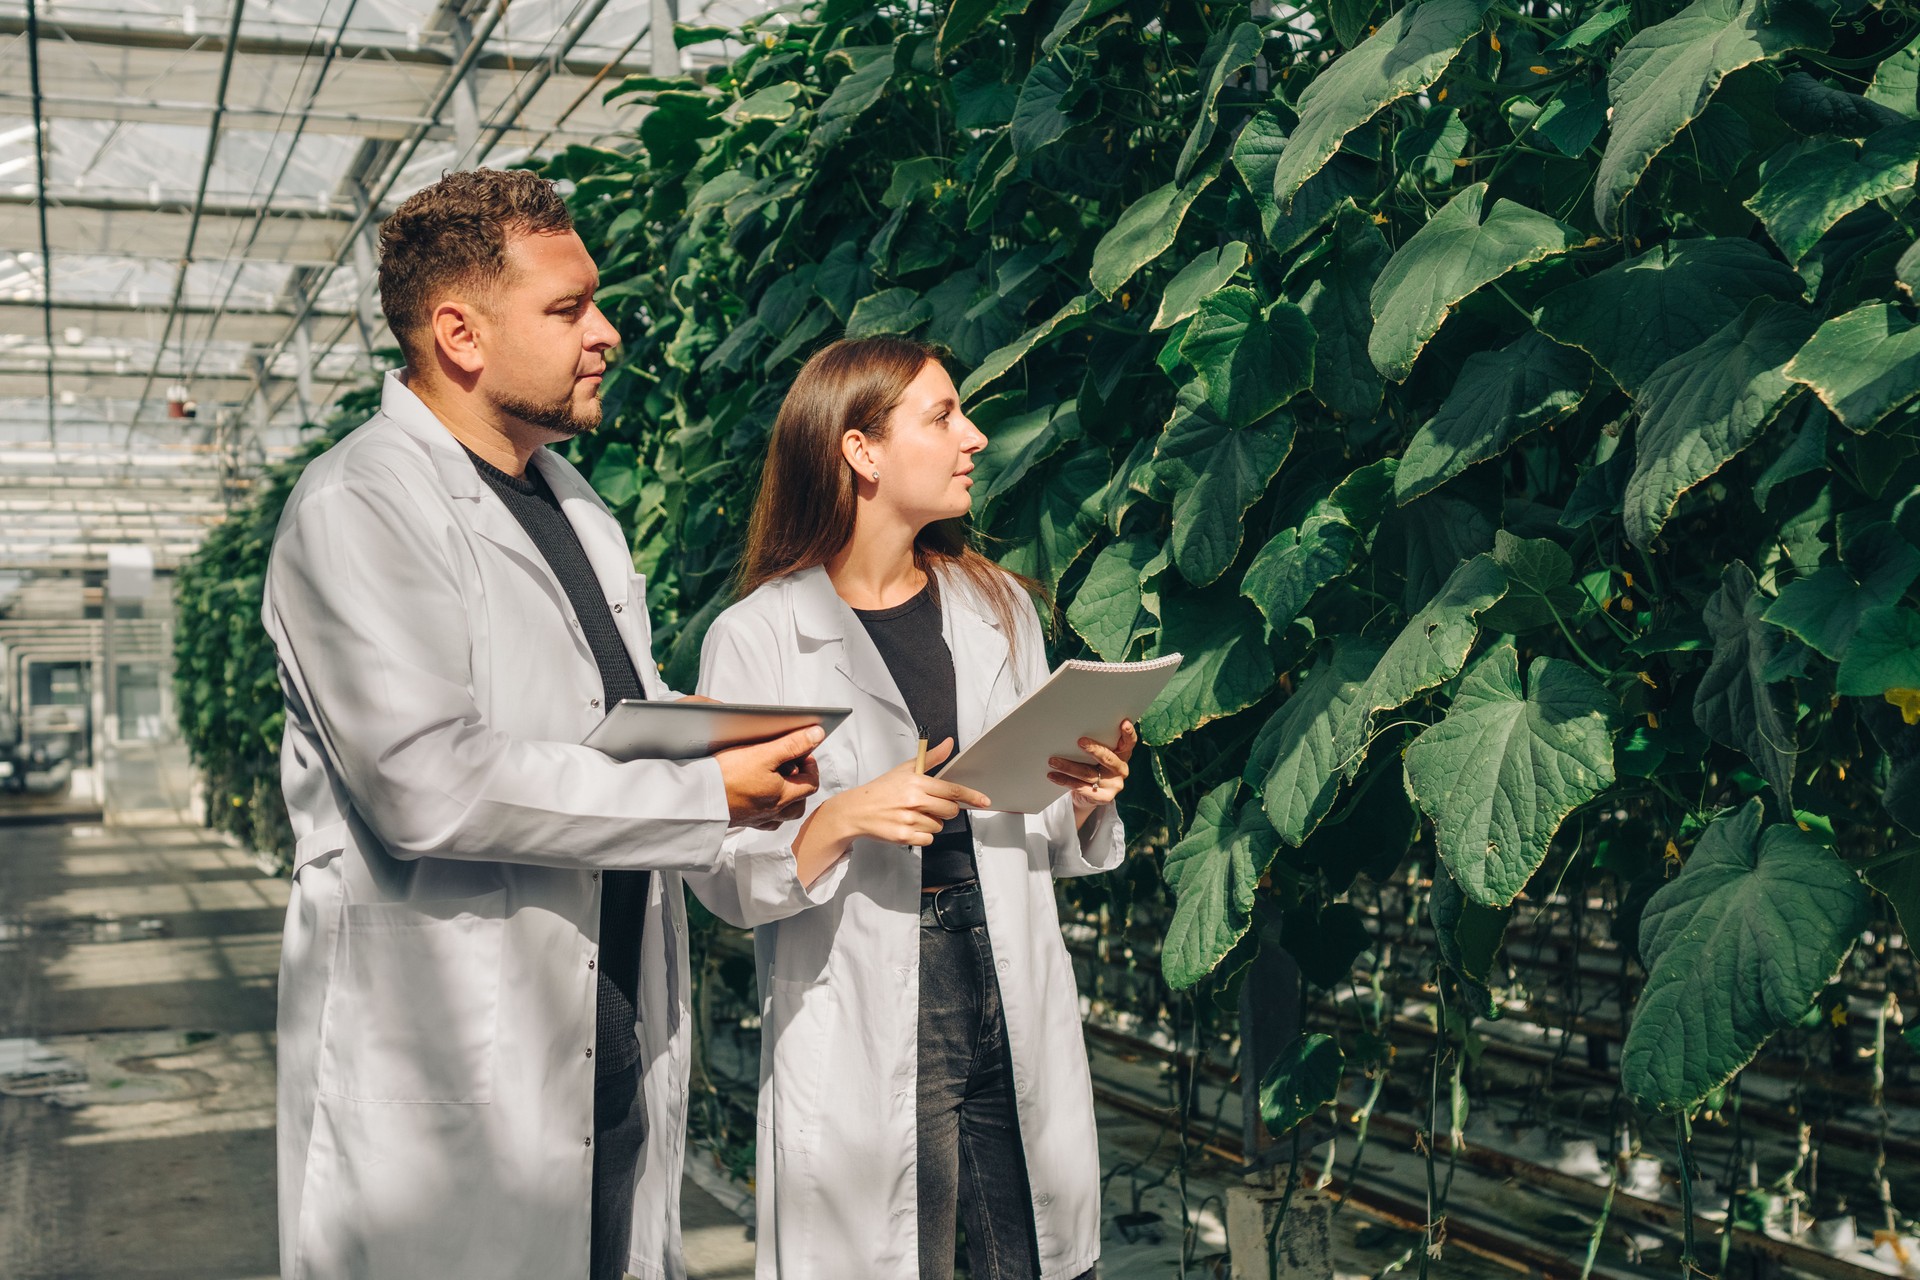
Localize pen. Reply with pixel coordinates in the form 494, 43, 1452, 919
914, 722, 928, 775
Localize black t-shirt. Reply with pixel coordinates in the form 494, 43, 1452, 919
851, 581, 978, 888
464, 446, 646, 1077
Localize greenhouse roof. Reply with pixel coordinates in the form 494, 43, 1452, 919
0, 0, 753, 571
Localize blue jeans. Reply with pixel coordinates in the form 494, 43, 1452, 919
918, 908, 1061, 1280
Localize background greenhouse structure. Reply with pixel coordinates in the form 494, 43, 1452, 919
3, 0, 1919, 1276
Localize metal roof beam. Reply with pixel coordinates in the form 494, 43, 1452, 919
0, 10, 658, 81
0, 299, 356, 346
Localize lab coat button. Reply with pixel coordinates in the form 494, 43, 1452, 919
585, 1047, 593, 1059
613, 602, 624, 613
588, 958, 596, 970
584, 1137, 592, 1148
997, 960, 1009, 973
590, 697, 601, 709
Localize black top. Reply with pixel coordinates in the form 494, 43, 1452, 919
851, 581, 977, 888
465, 446, 646, 1078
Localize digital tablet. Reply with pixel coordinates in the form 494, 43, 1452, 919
583, 699, 852, 762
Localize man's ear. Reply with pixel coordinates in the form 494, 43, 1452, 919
430, 300, 485, 375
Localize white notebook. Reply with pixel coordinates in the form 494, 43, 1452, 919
936, 654, 1183, 814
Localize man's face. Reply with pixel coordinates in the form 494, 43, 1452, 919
475, 229, 619, 439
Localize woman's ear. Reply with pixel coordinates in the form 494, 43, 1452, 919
842, 430, 877, 479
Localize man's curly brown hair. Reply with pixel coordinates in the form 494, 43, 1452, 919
376, 168, 574, 369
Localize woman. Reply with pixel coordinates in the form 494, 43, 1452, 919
690, 336, 1137, 1280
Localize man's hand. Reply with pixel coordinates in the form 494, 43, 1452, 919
717, 724, 825, 828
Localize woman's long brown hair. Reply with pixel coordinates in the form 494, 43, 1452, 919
737, 336, 1038, 648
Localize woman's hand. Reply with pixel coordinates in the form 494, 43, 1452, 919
1049, 720, 1138, 827
788, 739, 992, 886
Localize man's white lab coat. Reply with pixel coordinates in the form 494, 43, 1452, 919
264, 371, 727, 1280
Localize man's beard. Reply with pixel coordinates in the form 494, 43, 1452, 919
489, 383, 601, 438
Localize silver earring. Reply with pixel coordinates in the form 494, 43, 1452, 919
870, 470, 879, 480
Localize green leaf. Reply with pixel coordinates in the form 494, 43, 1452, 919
1622, 799, 1867, 1113
1012, 48, 1084, 157
881, 156, 947, 208
1746, 123, 1920, 265
1836, 606, 1920, 696
1867, 34, 1920, 120
1242, 459, 1396, 639
1162, 783, 1280, 990
1259, 1034, 1345, 1135
1178, 22, 1263, 183
1393, 108, 1469, 185
1763, 525, 1920, 660
937, 0, 997, 58
1289, 203, 1391, 419
1271, 0, 1493, 211
1535, 239, 1806, 396
1431, 859, 1511, 1019
1368, 184, 1577, 382
1156, 394, 1297, 586
1547, 5, 1627, 52
1594, 0, 1831, 229
846, 286, 932, 338
996, 446, 1108, 594
958, 293, 1097, 401
1089, 159, 1223, 300
1865, 854, 1920, 948
673, 21, 731, 48
1260, 639, 1388, 844
1785, 303, 1920, 434
1395, 332, 1589, 503
1153, 243, 1249, 331
1405, 645, 1617, 907
972, 402, 1078, 503
1142, 585, 1276, 744
1479, 530, 1585, 633
1336, 555, 1508, 778
1694, 562, 1798, 808
1526, 81, 1610, 158
1068, 533, 1162, 661
812, 45, 897, 150
587, 442, 642, 508
1624, 299, 1815, 549
1328, 0, 1381, 48
1179, 288, 1316, 427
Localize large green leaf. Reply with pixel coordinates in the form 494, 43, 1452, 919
1012, 47, 1085, 157
1178, 21, 1263, 183
1162, 782, 1280, 990
1289, 203, 1390, 419
936, 0, 997, 58
1593, 0, 1830, 228
846, 286, 932, 337
1746, 123, 1920, 265
958, 293, 1096, 401
1534, 239, 1806, 395
1624, 299, 1815, 549
1260, 639, 1388, 845
972, 401, 1077, 503
1335, 555, 1508, 777
1431, 859, 1511, 1019
1395, 332, 1590, 503
1622, 799, 1867, 1113
1179, 288, 1316, 427
1068, 533, 1162, 661
1694, 562, 1798, 808
1259, 1034, 1345, 1135
1271, 0, 1494, 211
1836, 606, 1920, 696
1141, 584, 1276, 743
1235, 108, 1376, 257
1242, 459, 1396, 638
1479, 530, 1586, 634
812, 45, 897, 150
1763, 523, 1920, 660
1368, 184, 1577, 382
1154, 395, 1297, 586
1089, 159, 1224, 299
996, 446, 1109, 593
1405, 645, 1617, 907
1785, 303, 1920, 434
1153, 243, 1249, 331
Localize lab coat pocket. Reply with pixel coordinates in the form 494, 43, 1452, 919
764, 975, 836, 1153
316, 890, 506, 1104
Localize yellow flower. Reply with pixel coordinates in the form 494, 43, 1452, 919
1664, 840, 1680, 865
1887, 689, 1920, 725
1529, 64, 1550, 74
1490, 32, 1501, 51
1638, 672, 1657, 689
1830, 1005, 1848, 1027
1437, 86, 1448, 101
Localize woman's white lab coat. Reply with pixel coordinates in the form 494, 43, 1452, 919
263, 371, 730, 1280
691, 564, 1126, 1280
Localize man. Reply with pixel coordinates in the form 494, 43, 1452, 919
263, 168, 817, 1280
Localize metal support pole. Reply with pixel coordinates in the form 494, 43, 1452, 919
650, 0, 680, 76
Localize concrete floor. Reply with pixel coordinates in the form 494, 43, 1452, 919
0, 740, 755, 1280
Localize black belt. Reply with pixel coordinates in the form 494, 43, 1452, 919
919, 879, 985, 931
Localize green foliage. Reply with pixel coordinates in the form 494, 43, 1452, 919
541, 0, 1918, 1118
175, 0, 1920, 1128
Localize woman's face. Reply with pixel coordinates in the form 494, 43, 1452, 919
851, 361, 987, 526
